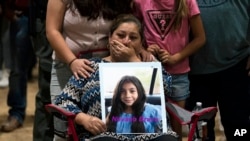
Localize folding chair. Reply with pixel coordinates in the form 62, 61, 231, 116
45, 104, 78, 141
165, 102, 217, 141
45, 101, 217, 141
45, 95, 164, 141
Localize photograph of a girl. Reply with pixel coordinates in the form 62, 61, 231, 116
91, 75, 178, 141
106, 75, 162, 134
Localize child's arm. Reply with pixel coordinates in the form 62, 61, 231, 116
147, 44, 161, 57
183, 14, 206, 57
159, 14, 206, 66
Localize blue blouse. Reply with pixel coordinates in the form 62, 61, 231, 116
115, 103, 162, 134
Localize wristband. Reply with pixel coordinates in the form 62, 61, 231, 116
68, 58, 77, 67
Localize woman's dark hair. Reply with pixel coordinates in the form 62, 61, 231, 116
107, 75, 147, 133
66, 0, 133, 20
109, 14, 144, 44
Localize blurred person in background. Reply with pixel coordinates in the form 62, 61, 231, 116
186, 0, 250, 141
0, 0, 11, 88
0, 0, 36, 132
30, 0, 54, 141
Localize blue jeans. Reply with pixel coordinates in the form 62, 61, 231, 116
0, 16, 11, 69
7, 15, 33, 124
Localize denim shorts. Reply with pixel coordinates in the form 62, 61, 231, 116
165, 73, 190, 101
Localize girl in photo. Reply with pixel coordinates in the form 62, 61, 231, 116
106, 75, 162, 134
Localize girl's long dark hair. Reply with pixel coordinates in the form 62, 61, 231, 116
66, 0, 133, 20
107, 75, 147, 133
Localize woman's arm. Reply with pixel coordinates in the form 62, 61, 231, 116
46, 0, 75, 65
46, 0, 94, 79
54, 76, 85, 113
75, 112, 106, 135
55, 75, 106, 135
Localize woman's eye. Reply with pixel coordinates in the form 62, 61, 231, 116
117, 33, 125, 38
129, 36, 138, 40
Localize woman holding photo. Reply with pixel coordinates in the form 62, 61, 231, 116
55, 14, 177, 141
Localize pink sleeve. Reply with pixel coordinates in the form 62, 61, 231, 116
188, 0, 201, 17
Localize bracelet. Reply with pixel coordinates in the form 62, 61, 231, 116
68, 58, 77, 67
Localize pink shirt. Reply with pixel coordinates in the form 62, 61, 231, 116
134, 0, 200, 74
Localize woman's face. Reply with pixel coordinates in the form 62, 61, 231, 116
120, 82, 138, 107
109, 22, 142, 53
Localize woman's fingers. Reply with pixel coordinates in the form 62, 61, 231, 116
88, 117, 106, 135
70, 59, 95, 79
73, 72, 79, 80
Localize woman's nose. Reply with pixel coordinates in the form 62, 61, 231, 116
122, 37, 131, 45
